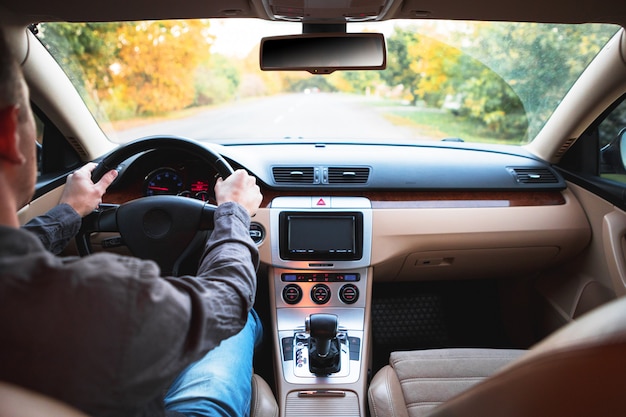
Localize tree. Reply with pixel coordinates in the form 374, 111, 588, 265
381, 27, 421, 104
408, 35, 461, 107
329, 70, 382, 95
115, 20, 213, 115
41, 20, 217, 118
195, 54, 240, 105
460, 22, 617, 139
39, 22, 120, 115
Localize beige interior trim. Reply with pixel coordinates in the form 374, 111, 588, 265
602, 209, 626, 296
369, 188, 589, 268
17, 185, 64, 225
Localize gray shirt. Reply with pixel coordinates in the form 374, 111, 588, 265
21, 203, 83, 255
0, 202, 258, 417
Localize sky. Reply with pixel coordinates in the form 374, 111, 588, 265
206, 18, 398, 58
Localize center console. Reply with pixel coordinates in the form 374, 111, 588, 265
268, 196, 372, 417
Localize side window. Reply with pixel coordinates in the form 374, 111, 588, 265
599, 98, 626, 183
32, 104, 82, 189
557, 94, 626, 210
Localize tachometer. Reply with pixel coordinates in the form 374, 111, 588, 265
144, 168, 184, 196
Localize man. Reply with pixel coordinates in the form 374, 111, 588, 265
0, 28, 263, 417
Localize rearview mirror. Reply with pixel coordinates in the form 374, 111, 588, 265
260, 33, 386, 74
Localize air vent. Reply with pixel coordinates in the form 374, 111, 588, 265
66, 136, 89, 159
555, 138, 577, 159
510, 168, 558, 184
328, 167, 370, 184
273, 167, 315, 184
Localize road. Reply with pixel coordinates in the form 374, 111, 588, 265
113, 93, 422, 144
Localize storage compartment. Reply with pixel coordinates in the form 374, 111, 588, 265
376, 246, 560, 281
285, 391, 360, 417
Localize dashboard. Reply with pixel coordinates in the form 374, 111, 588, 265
98, 140, 591, 282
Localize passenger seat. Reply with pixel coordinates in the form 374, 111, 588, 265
368, 296, 626, 417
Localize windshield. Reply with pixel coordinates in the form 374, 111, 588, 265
36, 19, 618, 146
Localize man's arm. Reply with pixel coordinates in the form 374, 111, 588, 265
22, 163, 117, 254
21, 203, 82, 254
112, 170, 263, 401
163, 169, 263, 353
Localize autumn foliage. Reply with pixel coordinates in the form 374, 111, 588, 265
41, 20, 215, 117
115, 21, 212, 115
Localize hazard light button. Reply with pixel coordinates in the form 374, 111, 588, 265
311, 196, 331, 208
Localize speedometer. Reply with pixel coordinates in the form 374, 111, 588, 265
144, 168, 184, 196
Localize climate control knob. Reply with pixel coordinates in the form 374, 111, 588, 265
282, 284, 303, 305
311, 284, 331, 304
339, 284, 359, 304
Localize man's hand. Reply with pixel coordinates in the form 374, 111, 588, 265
59, 163, 118, 217
214, 169, 262, 216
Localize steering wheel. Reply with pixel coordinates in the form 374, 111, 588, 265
76, 136, 234, 276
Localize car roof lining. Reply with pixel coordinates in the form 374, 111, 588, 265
0, 0, 625, 27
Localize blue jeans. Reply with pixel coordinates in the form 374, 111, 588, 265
164, 310, 263, 417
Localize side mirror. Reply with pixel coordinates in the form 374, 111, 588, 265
600, 127, 626, 174
618, 129, 626, 168
260, 33, 386, 74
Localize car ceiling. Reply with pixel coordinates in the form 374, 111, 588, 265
0, 0, 625, 27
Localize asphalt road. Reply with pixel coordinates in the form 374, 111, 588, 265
113, 92, 422, 144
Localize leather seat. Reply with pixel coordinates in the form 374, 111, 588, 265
251, 373, 279, 417
368, 295, 626, 417
0, 373, 278, 417
0, 381, 89, 417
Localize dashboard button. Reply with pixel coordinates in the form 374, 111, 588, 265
249, 223, 265, 244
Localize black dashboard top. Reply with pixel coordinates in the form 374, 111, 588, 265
217, 142, 565, 191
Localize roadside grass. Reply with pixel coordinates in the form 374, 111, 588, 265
370, 99, 526, 145
602, 174, 626, 184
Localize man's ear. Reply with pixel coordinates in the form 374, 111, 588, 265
0, 105, 26, 164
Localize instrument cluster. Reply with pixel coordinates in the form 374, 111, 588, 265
144, 167, 214, 202
138, 153, 218, 204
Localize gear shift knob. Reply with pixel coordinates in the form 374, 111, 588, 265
306, 313, 341, 375
306, 313, 338, 358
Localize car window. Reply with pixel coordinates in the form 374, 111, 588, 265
34, 20, 618, 147
554, 93, 626, 210
599, 97, 626, 183
32, 105, 82, 182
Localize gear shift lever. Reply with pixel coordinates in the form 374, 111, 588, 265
306, 313, 341, 375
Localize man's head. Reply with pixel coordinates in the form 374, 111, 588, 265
0, 28, 37, 214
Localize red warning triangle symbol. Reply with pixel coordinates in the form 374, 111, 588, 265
316, 198, 327, 206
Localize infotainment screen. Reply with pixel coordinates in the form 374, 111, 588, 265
279, 212, 363, 260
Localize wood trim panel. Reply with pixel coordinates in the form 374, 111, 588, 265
104, 185, 565, 209
259, 190, 565, 208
